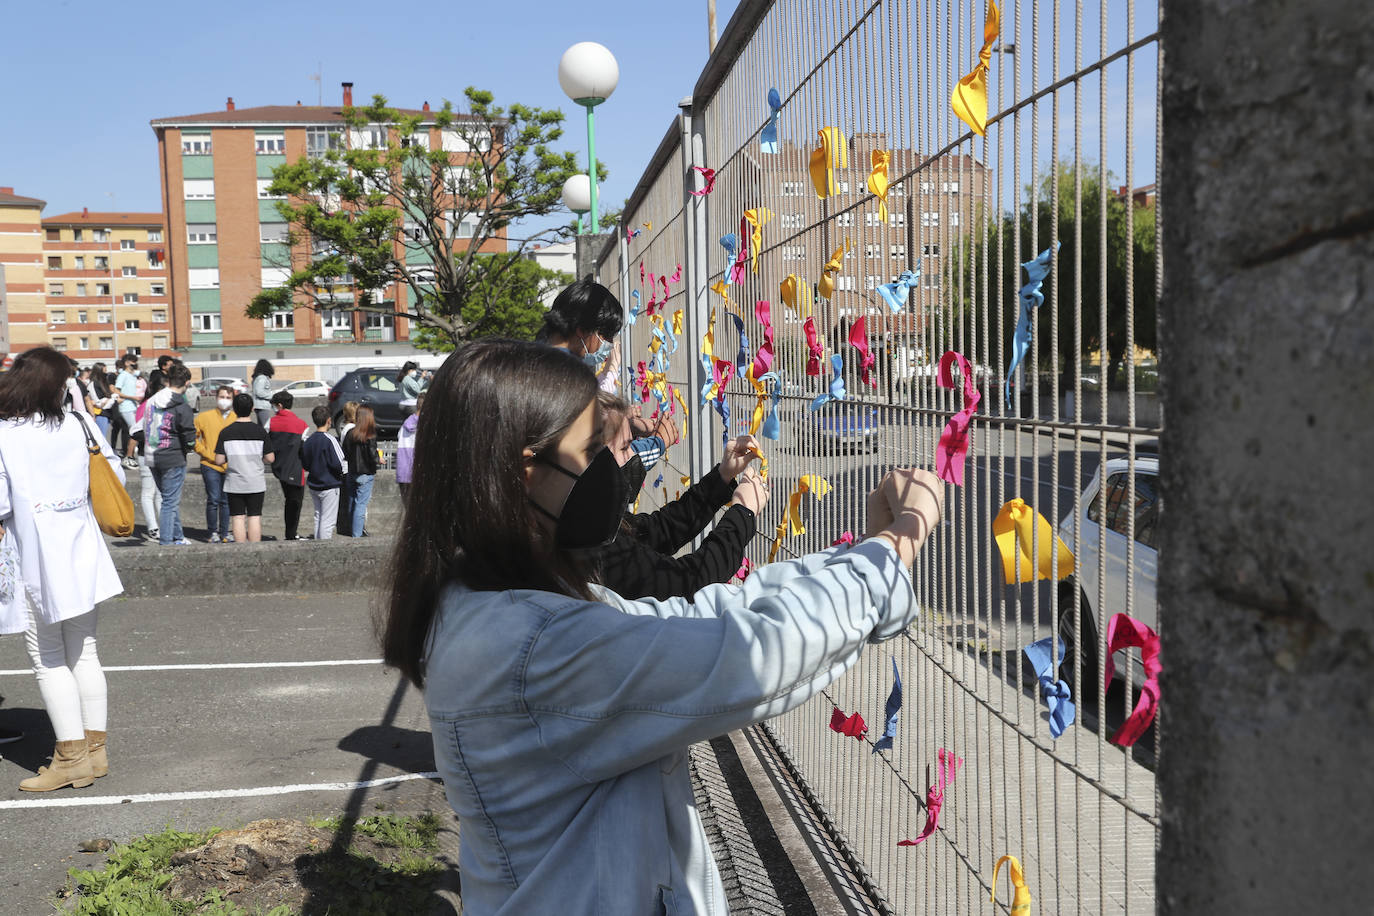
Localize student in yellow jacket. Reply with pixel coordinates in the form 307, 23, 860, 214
194, 385, 237, 543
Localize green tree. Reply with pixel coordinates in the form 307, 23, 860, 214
248, 88, 585, 349
410, 253, 571, 351
947, 162, 1157, 390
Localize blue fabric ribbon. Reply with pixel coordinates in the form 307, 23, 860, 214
760, 87, 783, 153
699, 352, 714, 408
878, 266, 922, 313
653, 474, 663, 489
731, 313, 751, 375
628, 289, 640, 325
720, 234, 738, 285
1023, 635, 1076, 738
759, 371, 782, 441
712, 395, 731, 449
1004, 242, 1061, 404
872, 657, 904, 752
808, 353, 847, 411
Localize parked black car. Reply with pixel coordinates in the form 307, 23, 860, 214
327, 368, 410, 438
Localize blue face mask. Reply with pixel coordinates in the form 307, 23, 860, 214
582, 336, 614, 369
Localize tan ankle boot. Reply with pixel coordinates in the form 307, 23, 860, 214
85, 730, 108, 778
19, 739, 94, 792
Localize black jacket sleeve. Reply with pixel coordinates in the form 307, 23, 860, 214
596, 504, 758, 601
175, 402, 197, 453
624, 465, 736, 555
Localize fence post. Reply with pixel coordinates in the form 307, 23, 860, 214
680, 97, 714, 483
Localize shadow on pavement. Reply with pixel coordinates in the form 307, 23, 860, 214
0, 706, 54, 772
337, 723, 436, 775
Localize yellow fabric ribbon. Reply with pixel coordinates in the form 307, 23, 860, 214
993, 498, 1075, 585
818, 238, 852, 300
745, 364, 767, 436
671, 385, 689, 443
648, 313, 665, 356
743, 207, 774, 274
867, 150, 891, 224
745, 443, 769, 480
672, 308, 684, 336
951, 0, 1001, 137
767, 475, 832, 562
701, 305, 718, 362
710, 279, 730, 309
643, 221, 652, 231
780, 275, 812, 318
991, 854, 1031, 914
808, 127, 849, 199
681, 475, 691, 486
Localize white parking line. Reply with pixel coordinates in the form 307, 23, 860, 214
0, 659, 383, 677
0, 771, 441, 810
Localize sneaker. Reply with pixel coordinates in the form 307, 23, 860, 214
223, 534, 235, 543
147, 529, 159, 540
121, 457, 138, 470
208, 533, 222, 544
172, 538, 193, 546
0, 727, 23, 746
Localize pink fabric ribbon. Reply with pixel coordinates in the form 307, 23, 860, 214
1105, 613, 1162, 747
711, 358, 735, 403
829, 707, 868, 740
935, 350, 982, 486
689, 166, 717, 196
752, 300, 775, 379
636, 361, 649, 402
734, 556, 754, 582
898, 748, 962, 846
804, 316, 824, 376
831, 531, 855, 547
646, 272, 657, 311
728, 214, 748, 284
848, 317, 877, 389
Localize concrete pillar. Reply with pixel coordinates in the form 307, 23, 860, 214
1158, 1, 1374, 911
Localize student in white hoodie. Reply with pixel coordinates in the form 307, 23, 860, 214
142, 363, 197, 546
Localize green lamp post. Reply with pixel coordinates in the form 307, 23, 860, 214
558, 41, 620, 234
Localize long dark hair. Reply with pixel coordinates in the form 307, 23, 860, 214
351, 404, 376, 442
396, 360, 418, 383
378, 339, 598, 687
252, 358, 274, 379
0, 347, 75, 425
89, 362, 111, 398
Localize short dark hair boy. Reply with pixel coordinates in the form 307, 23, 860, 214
232, 392, 254, 418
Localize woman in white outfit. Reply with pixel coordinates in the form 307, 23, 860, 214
0, 347, 123, 792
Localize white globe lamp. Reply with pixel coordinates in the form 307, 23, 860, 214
562, 174, 593, 234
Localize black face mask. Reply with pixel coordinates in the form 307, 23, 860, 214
529, 446, 627, 549
619, 453, 648, 501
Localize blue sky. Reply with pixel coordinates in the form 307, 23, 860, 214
0, 0, 741, 223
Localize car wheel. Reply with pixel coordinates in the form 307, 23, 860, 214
1057, 581, 1100, 706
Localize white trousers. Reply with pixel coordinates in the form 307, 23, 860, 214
25, 601, 106, 742
138, 454, 162, 532
311, 487, 339, 540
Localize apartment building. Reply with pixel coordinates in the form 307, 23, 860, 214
149, 83, 505, 358
42, 210, 169, 361
0, 186, 50, 357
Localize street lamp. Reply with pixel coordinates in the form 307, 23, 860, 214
561, 174, 593, 236
558, 41, 619, 234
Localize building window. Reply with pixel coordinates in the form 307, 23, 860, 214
350, 126, 389, 150
147, 229, 162, 242
187, 223, 217, 244
321, 309, 351, 334
96, 283, 110, 296
74, 256, 85, 269
76, 284, 87, 296
99, 336, 113, 350
779, 212, 804, 229
48, 282, 64, 295
181, 136, 212, 155
865, 244, 881, 260
942, 181, 960, 194
192, 314, 222, 332
52, 339, 67, 351
453, 213, 481, 239
153, 335, 168, 348
94, 256, 109, 269
921, 211, 940, 227
256, 134, 285, 154
97, 310, 111, 323
123, 293, 139, 304
47, 256, 62, 269
74, 310, 87, 324
835, 213, 854, 227
865, 276, 878, 290
152, 309, 167, 322
306, 127, 344, 158
892, 213, 906, 227
120, 239, 136, 251
920, 181, 935, 194
45, 228, 60, 241
924, 273, 942, 289
260, 222, 289, 244
126, 346, 142, 356
264, 311, 294, 329
923, 244, 941, 256
51, 310, 66, 323
837, 180, 851, 194
93, 229, 110, 242
834, 276, 856, 291
890, 182, 905, 197
79, 337, 89, 350
257, 179, 285, 200
399, 132, 429, 150
183, 179, 215, 200
891, 244, 907, 260
150, 282, 165, 296
72, 229, 83, 242
441, 128, 492, 153
781, 244, 806, 262
188, 268, 220, 289
950, 212, 961, 228
260, 267, 291, 289
122, 266, 137, 277
780, 181, 804, 197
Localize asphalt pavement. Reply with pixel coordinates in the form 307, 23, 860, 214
0, 592, 456, 914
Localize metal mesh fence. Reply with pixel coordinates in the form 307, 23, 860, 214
598, 0, 1161, 911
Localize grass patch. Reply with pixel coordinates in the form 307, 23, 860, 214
62, 814, 445, 915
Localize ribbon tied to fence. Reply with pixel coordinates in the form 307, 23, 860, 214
878, 266, 921, 313
780, 274, 811, 318
768, 474, 832, 561
808, 353, 846, 411
1105, 613, 1162, 747
872, 657, 903, 753
809, 126, 849, 198
867, 149, 891, 223
849, 316, 877, 389
752, 299, 775, 378
898, 748, 962, 845
1023, 636, 1076, 738
991, 854, 1032, 914
818, 237, 852, 300
760, 87, 783, 153
829, 707, 868, 740
743, 207, 773, 274
720, 233, 739, 284
1005, 241, 1061, 404
935, 350, 981, 486
689, 165, 717, 196
993, 498, 1075, 584
951, 0, 1001, 137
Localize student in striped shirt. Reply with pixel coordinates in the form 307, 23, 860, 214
214, 393, 275, 544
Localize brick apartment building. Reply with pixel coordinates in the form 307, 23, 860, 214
0, 187, 50, 357
42, 210, 169, 361
149, 83, 505, 361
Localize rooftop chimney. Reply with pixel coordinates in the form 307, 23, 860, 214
82, 207, 89, 217
0, 186, 12, 195
226, 96, 235, 111
342, 82, 354, 107
422, 101, 430, 112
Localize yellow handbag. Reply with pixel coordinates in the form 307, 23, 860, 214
78, 414, 135, 537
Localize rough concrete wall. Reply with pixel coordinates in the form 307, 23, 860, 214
1158, 0, 1374, 911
